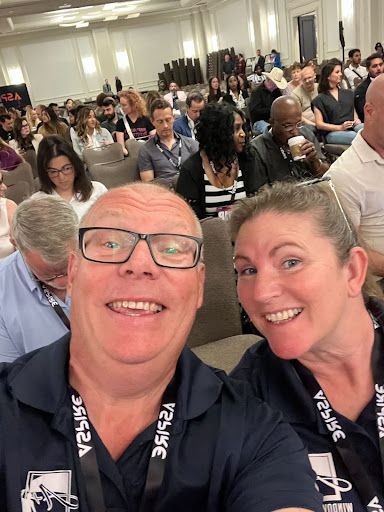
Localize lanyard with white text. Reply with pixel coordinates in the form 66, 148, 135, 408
40, 283, 70, 330
71, 377, 178, 511
292, 327, 384, 512
155, 138, 182, 171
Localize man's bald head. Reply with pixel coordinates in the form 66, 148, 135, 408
81, 182, 202, 238
270, 96, 303, 145
363, 74, 384, 151
365, 74, 384, 105
270, 96, 301, 120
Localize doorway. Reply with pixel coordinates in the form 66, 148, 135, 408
298, 14, 317, 63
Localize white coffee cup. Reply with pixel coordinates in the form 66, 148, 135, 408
288, 135, 306, 161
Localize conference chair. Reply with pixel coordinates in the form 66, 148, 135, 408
187, 217, 257, 370
2, 161, 34, 197
83, 142, 124, 167
5, 180, 31, 204
23, 149, 38, 178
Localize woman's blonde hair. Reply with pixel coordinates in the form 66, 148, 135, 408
76, 107, 101, 142
230, 179, 383, 300
118, 89, 147, 117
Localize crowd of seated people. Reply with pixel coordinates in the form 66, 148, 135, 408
0, 46, 384, 511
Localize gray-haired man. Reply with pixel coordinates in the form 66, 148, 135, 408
0, 196, 78, 362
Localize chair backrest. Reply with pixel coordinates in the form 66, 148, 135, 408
4, 180, 31, 204
187, 217, 242, 348
83, 142, 124, 167
192, 334, 262, 373
2, 161, 34, 196
125, 138, 142, 159
88, 156, 139, 188
23, 149, 38, 178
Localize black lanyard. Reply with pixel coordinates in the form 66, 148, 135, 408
70, 377, 178, 511
292, 325, 384, 512
40, 283, 70, 330
155, 137, 182, 171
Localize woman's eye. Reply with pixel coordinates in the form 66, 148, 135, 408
282, 258, 300, 269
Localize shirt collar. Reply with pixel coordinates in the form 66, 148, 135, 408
154, 131, 181, 146
353, 131, 384, 164
16, 250, 39, 293
6, 337, 223, 421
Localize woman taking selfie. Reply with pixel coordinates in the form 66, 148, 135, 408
231, 178, 384, 510
176, 103, 262, 219
33, 135, 107, 219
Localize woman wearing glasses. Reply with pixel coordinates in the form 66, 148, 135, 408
32, 136, 107, 220
230, 178, 384, 510
0, 171, 16, 259
10, 117, 43, 155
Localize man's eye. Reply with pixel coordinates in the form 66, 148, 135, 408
105, 241, 121, 249
161, 245, 180, 255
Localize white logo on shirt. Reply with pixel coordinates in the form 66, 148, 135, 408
21, 470, 79, 511
309, 453, 353, 502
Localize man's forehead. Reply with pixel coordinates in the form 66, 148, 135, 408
84, 189, 197, 231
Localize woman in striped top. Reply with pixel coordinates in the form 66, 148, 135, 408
176, 103, 264, 219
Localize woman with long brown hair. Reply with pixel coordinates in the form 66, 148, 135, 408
70, 107, 113, 160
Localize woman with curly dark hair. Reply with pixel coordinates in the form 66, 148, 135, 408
176, 103, 263, 219
32, 135, 107, 219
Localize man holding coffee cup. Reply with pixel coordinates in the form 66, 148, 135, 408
251, 96, 328, 186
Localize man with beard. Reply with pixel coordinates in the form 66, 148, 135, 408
101, 97, 124, 137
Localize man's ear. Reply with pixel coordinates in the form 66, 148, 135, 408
67, 250, 79, 297
196, 263, 205, 310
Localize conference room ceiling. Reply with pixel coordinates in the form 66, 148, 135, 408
0, 0, 205, 36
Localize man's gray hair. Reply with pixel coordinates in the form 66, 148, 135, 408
12, 196, 78, 265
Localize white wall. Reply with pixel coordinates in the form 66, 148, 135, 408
0, 0, 379, 105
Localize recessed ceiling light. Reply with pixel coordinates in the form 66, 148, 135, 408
59, 22, 77, 26
59, 3, 72, 8
126, 12, 140, 18
76, 21, 89, 28
104, 15, 118, 20
112, 5, 135, 12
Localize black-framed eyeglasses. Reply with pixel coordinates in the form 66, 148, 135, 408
297, 176, 353, 233
47, 164, 74, 179
79, 227, 204, 269
281, 121, 305, 132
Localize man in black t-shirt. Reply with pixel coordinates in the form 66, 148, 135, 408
0, 114, 14, 142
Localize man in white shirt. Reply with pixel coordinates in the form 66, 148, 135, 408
163, 82, 187, 114
325, 74, 384, 277
344, 49, 368, 89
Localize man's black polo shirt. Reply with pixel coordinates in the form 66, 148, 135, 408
231, 337, 384, 512
0, 335, 322, 511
